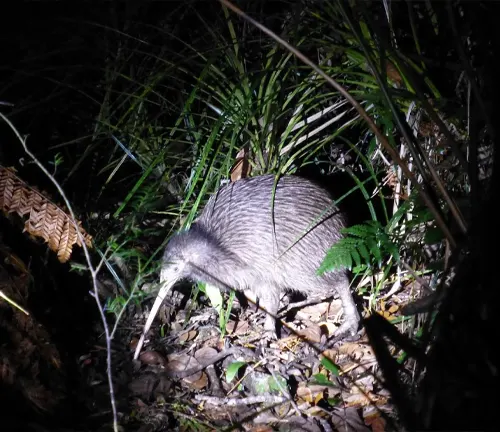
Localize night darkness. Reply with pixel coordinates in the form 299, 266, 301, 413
1, 1, 499, 431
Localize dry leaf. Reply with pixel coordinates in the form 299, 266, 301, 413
314, 391, 324, 405
331, 407, 371, 432
194, 346, 218, 364
248, 427, 274, 432
297, 325, 322, 343
386, 61, 403, 87
189, 371, 209, 390
178, 329, 198, 343
274, 400, 292, 418
226, 319, 250, 335
382, 310, 397, 320
344, 391, 387, 407
364, 409, 387, 432
230, 147, 252, 181
388, 304, 399, 314
352, 375, 375, 393
319, 321, 338, 336
0, 165, 92, 262
296, 302, 330, 320
297, 382, 331, 405
333, 341, 376, 361
129, 337, 139, 351
139, 350, 167, 367
128, 372, 172, 398
166, 354, 202, 382
296, 386, 313, 403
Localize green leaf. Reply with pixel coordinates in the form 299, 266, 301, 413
317, 240, 353, 274
311, 373, 337, 387
351, 246, 362, 268
225, 361, 247, 383
320, 356, 340, 376
327, 397, 342, 406
220, 290, 235, 337
358, 242, 370, 263
386, 241, 400, 261
366, 237, 381, 264
268, 375, 288, 393
252, 373, 288, 394
204, 283, 223, 315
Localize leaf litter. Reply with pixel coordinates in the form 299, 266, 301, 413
123, 281, 420, 432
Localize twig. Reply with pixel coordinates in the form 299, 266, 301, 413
166, 346, 254, 379
195, 394, 288, 406
0, 113, 120, 432
279, 295, 328, 317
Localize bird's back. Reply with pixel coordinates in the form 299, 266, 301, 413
195, 175, 346, 290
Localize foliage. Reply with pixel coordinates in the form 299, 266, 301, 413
225, 361, 247, 384
3, 0, 482, 354
1, 0, 493, 428
318, 221, 400, 276
2, 0, 482, 333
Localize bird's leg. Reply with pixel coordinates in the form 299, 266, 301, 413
243, 290, 259, 312
333, 281, 360, 339
258, 287, 281, 339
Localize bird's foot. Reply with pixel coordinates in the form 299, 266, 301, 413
319, 314, 361, 350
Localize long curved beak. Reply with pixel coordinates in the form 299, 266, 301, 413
133, 277, 177, 360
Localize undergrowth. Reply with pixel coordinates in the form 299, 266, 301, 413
0, 0, 494, 430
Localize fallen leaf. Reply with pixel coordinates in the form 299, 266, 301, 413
320, 355, 340, 376
178, 329, 198, 343
353, 375, 375, 393
383, 310, 398, 320
388, 304, 399, 314
364, 409, 387, 432
194, 346, 219, 364
343, 391, 388, 407
331, 407, 371, 432
284, 415, 327, 432
248, 427, 273, 432
297, 325, 322, 343
274, 400, 292, 418
139, 350, 168, 367
314, 391, 324, 405
319, 321, 338, 336
226, 319, 250, 335
189, 372, 209, 390
129, 337, 139, 351
166, 353, 202, 383
296, 385, 313, 403
296, 302, 330, 320
230, 146, 252, 181
128, 372, 172, 399
225, 361, 247, 383
331, 341, 376, 363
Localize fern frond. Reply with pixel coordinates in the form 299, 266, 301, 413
318, 221, 399, 275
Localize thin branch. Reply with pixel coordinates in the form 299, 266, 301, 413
0, 113, 120, 432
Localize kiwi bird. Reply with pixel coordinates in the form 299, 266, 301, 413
133, 174, 359, 359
